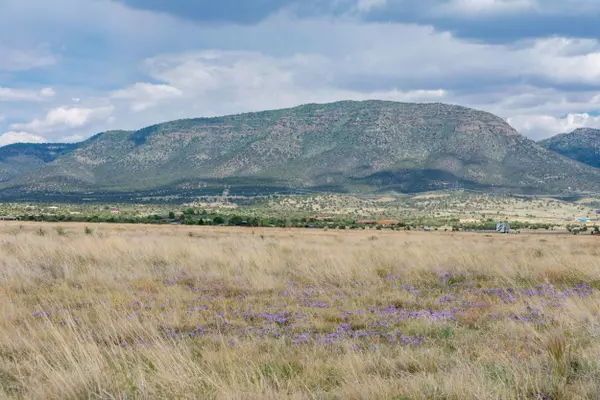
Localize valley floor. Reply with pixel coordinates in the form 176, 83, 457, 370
1, 223, 599, 399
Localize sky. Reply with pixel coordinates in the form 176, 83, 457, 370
1, 0, 600, 146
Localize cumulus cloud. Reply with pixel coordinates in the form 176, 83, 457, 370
525, 38, 600, 84
111, 83, 183, 111
0, 87, 56, 102
0, 131, 47, 146
442, 0, 537, 15
40, 88, 56, 97
11, 106, 114, 133
508, 113, 600, 140
136, 50, 447, 119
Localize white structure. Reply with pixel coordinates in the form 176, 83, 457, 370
496, 222, 510, 233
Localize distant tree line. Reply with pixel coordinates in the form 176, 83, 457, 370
15, 210, 558, 232
454, 221, 557, 231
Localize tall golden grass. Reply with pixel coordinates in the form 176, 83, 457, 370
1, 222, 599, 399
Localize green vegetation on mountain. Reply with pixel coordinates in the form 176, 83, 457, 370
2, 101, 600, 198
539, 128, 600, 169
0, 142, 80, 183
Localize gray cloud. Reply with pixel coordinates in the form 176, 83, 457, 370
112, 0, 600, 42
111, 0, 361, 24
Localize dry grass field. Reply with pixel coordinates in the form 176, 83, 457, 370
1, 222, 600, 399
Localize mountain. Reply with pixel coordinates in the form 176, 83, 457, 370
539, 128, 600, 169
2, 100, 600, 200
0, 143, 80, 183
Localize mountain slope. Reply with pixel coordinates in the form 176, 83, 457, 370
539, 128, 600, 169
3, 101, 600, 197
0, 143, 80, 183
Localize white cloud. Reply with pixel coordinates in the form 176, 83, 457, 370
111, 83, 183, 111
525, 38, 600, 84
0, 131, 47, 147
11, 106, 114, 133
508, 113, 600, 139
441, 0, 538, 15
59, 134, 85, 143
356, 0, 387, 12
40, 88, 56, 97
136, 50, 447, 119
0, 87, 56, 102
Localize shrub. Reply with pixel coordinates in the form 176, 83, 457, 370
84, 226, 94, 235
55, 227, 68, 236
229, 216, 245, 226
35, 227, 46, 236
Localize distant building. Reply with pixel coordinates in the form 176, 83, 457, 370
496, 222, 510, 233
0, 216, 18, 221
175, 211, 184, 216
111, 209, 120, 214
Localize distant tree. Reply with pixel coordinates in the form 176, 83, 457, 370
249, 217, 260, 227
168, 212, 175, 219
229, 215, 245, 226
213, 216, 225, 225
